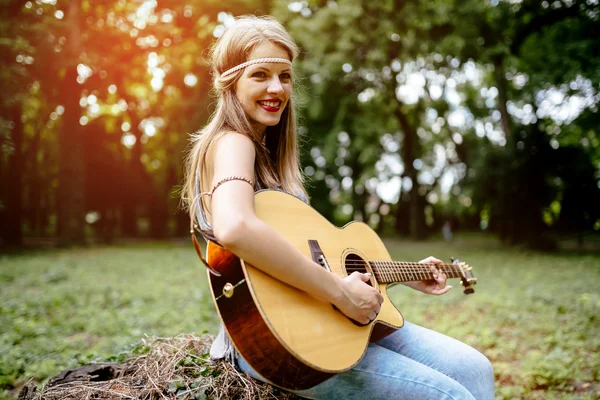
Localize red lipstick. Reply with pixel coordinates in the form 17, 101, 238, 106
257, 99, 282, 112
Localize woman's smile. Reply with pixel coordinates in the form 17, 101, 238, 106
257, 99, 283, 112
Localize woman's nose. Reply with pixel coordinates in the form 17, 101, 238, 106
267, 77, 284, 94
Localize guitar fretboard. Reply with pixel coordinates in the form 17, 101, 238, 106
367, 261, 464, 283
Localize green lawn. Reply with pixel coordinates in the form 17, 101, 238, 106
1, 236, 599, 399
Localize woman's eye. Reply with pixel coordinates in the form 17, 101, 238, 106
252, 72, 267, 78
280, 73, 291, 80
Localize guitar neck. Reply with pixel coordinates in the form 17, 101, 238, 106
368, 261, 463, 283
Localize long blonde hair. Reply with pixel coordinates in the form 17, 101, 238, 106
182, 15, 307, 227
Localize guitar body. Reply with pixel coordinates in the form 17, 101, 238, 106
206, 190, 404, 390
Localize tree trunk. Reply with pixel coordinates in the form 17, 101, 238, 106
2, 103, 24, 246
394, 196, 410, 236
175, 209, 190, 237
493, 57, 512, 139
25, 125, 42, 236
395, 105, 426, 240
56, 1, 86, 246
40, 182, 51, 236
149, 182, 168, 239
348, 156, 366, 222
122, 113, 144, 237
493, 55, 513, 244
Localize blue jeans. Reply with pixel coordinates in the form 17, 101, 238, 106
236, 321, 495, 399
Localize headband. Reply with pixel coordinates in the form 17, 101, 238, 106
220, 57, 292, 78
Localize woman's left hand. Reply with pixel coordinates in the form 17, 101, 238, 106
403, 256, 452, 295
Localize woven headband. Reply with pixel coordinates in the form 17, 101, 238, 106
220, 58, 292, 78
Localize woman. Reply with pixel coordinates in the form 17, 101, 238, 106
182, 15, 494, 400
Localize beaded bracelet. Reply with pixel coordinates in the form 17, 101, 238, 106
199, 175, 255, 197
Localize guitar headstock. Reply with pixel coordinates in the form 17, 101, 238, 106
451, 257, 477, 295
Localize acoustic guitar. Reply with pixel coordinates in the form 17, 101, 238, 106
204, 190, 477, 390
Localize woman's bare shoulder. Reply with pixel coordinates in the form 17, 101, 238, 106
211, 131, 256, 178
206, 131, 256, 170
214, 131, 255, 152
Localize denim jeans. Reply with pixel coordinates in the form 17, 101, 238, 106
236, 321, 495, 399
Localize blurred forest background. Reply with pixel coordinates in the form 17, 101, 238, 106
1, 0, 600, 249
1, 2, 600, 399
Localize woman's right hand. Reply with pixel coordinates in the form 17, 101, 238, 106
334, 272, 384, 325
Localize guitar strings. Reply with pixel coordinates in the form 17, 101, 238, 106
317, 260, 461, 267
341, 269, 453, 282
321, 260, 460, 265
327, 266, 461, 274
340, 267, 455, 274
332, 265, 459, 274
330, 265, 461, 273
343, 271, 459, 275
320, 260, 463, 272
319, 260, 465, 279
323, 260, 462, 266
329, 263, 462, 281
343, 268, 446, 275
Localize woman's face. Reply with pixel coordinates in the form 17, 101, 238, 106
235, 41, 292, 134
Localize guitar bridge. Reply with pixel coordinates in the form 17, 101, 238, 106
308, 240, 331, 271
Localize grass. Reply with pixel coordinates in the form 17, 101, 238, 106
1, 235, 599, 399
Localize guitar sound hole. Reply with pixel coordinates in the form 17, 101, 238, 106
332, 253, 373, 327
344, 253, 373, 288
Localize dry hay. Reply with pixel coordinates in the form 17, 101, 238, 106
20, 334, 300, 400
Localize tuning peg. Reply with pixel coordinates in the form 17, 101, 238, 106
450, 257, 462, 264
456, 259, 476, 295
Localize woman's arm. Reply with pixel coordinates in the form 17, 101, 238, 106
208, 133, 383, 324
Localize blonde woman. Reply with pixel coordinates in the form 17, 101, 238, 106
182, 15, 494, 400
